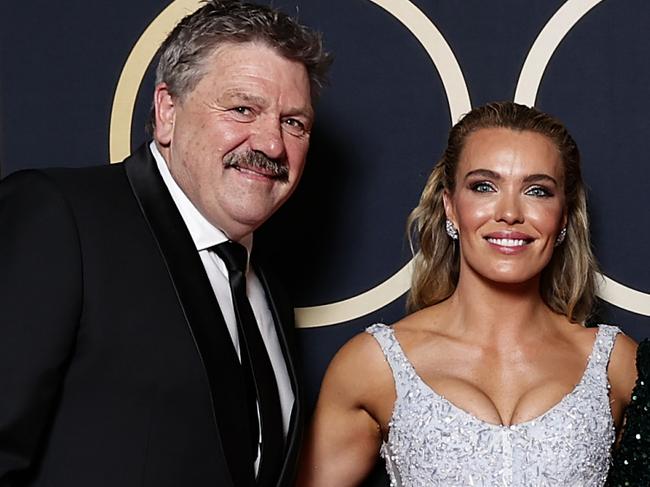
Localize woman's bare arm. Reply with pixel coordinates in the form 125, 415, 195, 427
297, 333, 391, 486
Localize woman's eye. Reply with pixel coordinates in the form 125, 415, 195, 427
470, 182, 495, 193
526, 186, 553, 198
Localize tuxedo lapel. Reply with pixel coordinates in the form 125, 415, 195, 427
254, 263, 303, 486
123, 145, 255, 487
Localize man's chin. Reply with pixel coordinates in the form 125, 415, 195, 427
215, 205, 280, 235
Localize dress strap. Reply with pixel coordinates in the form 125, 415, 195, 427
365, 323, 405, 371
585, 324, 621, 387
365, 323, 417, 397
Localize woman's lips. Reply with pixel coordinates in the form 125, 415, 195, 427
484, 232, 534, 254
485, 237, 529, 247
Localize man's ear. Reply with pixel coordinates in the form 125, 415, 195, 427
153, 83, 175, 146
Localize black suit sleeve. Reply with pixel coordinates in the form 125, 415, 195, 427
0, 170, 82, 480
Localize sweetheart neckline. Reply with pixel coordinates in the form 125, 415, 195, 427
410, 368, 588, 429
386, 325, 609, 429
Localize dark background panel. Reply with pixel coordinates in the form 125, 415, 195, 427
0, 1, 168, 173
2, 1, 649, 486
412, 0, 567, 105
534, 0, 650, 339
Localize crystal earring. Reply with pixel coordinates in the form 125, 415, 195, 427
445, 219, 459, 240
555, 227, 567, 246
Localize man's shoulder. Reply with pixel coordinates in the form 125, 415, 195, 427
3, 162, 125, 191
1, 143, 152, 192
0, 166, 134, 235
0, 146, 159, 226
44, 163, 128, 194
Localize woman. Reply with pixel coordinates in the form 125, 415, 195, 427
298, 102, 638, 486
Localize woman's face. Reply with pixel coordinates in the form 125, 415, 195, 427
444, 127, 567, 285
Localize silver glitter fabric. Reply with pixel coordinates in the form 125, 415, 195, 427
366, 323, 620, 487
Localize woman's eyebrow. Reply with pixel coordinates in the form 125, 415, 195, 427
522, 173, 558, 185
463, 169, 501, 180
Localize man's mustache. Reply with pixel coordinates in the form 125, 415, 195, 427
223, 151, 289, 183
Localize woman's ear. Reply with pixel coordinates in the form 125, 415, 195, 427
442, 189, 457, 227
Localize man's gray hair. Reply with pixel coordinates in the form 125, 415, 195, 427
153, 0, 332, 112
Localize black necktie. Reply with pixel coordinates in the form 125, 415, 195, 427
213, 241, 284, 486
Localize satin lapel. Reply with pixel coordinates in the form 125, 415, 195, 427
254, 263, 303, 487
123, 145, 254, 487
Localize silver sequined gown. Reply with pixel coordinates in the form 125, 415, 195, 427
366, 323, 620, 487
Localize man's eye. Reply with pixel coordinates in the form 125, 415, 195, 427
470, 182, 495, 193
526, 186, 553, 198
283, 118, 307, 135
232, 106, 253, 116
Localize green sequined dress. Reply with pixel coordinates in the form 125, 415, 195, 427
607, 339, 650, 487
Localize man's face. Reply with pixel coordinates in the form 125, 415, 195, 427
154, 41, 313, 241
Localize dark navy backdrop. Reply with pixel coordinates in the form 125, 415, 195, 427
2, 2, 649, 485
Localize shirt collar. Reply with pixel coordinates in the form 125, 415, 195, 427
149, 141, 253, 258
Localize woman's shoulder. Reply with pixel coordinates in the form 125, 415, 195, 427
339, 314, 431, 364
330, 328, 386, 368
566, 322, 637, 365
316, 326, 407, 416
606, 325, 638, 374
323, 324, 398, 390
599, 325, 638, 413
328, 309, 448, 381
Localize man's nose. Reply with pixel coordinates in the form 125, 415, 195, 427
495, 191, 524, 225
250, 118, 286, 161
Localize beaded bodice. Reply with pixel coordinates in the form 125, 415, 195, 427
366, 323, 620, 487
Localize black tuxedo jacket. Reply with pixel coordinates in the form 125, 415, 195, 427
0, 145, 303, 487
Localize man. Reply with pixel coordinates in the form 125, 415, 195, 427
0, 1, 331, 486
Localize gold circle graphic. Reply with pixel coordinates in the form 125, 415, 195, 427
109, 0, 203, 163
109, 0, 471, 328
515, 0, 650, 316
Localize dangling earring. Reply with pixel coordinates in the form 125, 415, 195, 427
445, 219, 459, 240
555, 227, 567, 246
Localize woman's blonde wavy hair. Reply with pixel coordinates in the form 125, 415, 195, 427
407, 101, 598, 323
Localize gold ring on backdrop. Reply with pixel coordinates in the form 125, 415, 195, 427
514, 0, 650, 316
109, 0, 203, 163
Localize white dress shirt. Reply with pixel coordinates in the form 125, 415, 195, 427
150, 142, 294, 460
